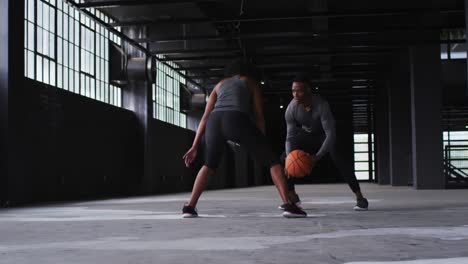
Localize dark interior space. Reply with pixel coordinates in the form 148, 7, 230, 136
1, 0, 468, 206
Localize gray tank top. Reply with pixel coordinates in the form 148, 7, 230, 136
212, 76, 251, 114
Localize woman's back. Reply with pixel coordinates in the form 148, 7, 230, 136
212, 76, 251, 114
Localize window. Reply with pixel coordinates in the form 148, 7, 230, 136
354, 133, 375, 181
153, 58, 187, 128
441, 29, 466, 60
24, 0, 122, 107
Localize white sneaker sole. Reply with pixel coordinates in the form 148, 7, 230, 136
353, 206, 368, 211
182, 213, 198, 218
282, 212, 307, 218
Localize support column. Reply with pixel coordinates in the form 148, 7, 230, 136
374, 79, 391, 185
1, 0, 24, 205
0, 0, 9, 206
410, 43, 444, 189
465, 0, 468, 97
122, 27, 152, 193
388, 49, 413, 186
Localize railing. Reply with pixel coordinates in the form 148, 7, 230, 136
444, 145, 468, 188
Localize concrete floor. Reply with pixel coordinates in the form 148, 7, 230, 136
1, 183, 468, 264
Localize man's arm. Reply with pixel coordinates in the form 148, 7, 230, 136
285, 103, 298, 155
315, 99, 336, 159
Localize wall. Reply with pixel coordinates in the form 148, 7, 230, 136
6, 78, 141, 204
149, 119, 245, 193
441, 60, 468, 106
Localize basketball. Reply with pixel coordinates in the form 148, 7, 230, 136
285, 150, 313, 177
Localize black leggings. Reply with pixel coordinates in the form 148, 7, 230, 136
204, 111, 280, 169
281, 135, 361, 193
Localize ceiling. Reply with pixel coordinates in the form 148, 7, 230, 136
76, 0, 466, 131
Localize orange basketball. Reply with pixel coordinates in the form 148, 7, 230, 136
285, 150, 312, 178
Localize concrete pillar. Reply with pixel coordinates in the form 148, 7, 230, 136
409, 43, 444, 189
374, 79, 391, 184
1, 0, 24, 205
0, 0, 9, 206
335, 100, 355, 174
388, 49, 413, 186
465, 0, 468, 97
122, 27, 152, 192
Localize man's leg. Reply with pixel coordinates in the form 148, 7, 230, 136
329, 148, 369, 210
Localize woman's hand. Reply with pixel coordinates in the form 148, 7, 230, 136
183, 147, 198, 167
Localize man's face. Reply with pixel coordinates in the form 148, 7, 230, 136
292, 81, 308, 104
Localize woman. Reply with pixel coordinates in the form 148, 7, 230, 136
182, 60, 307, 218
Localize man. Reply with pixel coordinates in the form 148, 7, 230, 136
281, 74, 369, 211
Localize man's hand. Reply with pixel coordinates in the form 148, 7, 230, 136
306, 153, 319, 174
310, 154, 319, 168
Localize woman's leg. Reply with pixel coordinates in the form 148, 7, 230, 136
188, 165, 216, 208
270, 163, 290, 204
222, 112, 293, 205
187, 112, 224, 208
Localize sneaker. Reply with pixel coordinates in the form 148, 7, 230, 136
278, 191, 302, 210
288, 191, 302, 206
278, 201, 302, 210
278, 192, 302, 210
282, 203, 307, 218
182, 204, 198, 218
353, 198, 369, 211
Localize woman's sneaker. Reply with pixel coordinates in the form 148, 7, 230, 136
353, 198, 369, 211
282, 203, 307, 218
182, 204, 198, 218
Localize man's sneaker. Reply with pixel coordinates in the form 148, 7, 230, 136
278, 192, 302, 210
182, 204, 198, 218
278, 201, 302, 210
282, 203, 307, 218
353, 198, 369, 211
288, 192, 302, 206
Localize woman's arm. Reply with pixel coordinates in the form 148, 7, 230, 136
183, 80, 223, 167
191, 84, 219, 149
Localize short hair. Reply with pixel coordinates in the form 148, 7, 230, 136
292, 73, 311, 87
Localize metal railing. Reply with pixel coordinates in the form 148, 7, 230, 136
444, 145, 468, 188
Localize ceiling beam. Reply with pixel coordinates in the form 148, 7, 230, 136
158, 50, 390, 61
139, 30, 461, 44
176, 61, 377, 71
151, 47, 241, 55
76, 0, 230, 9
110, 9, 462, 27
138, 31, 327, 43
